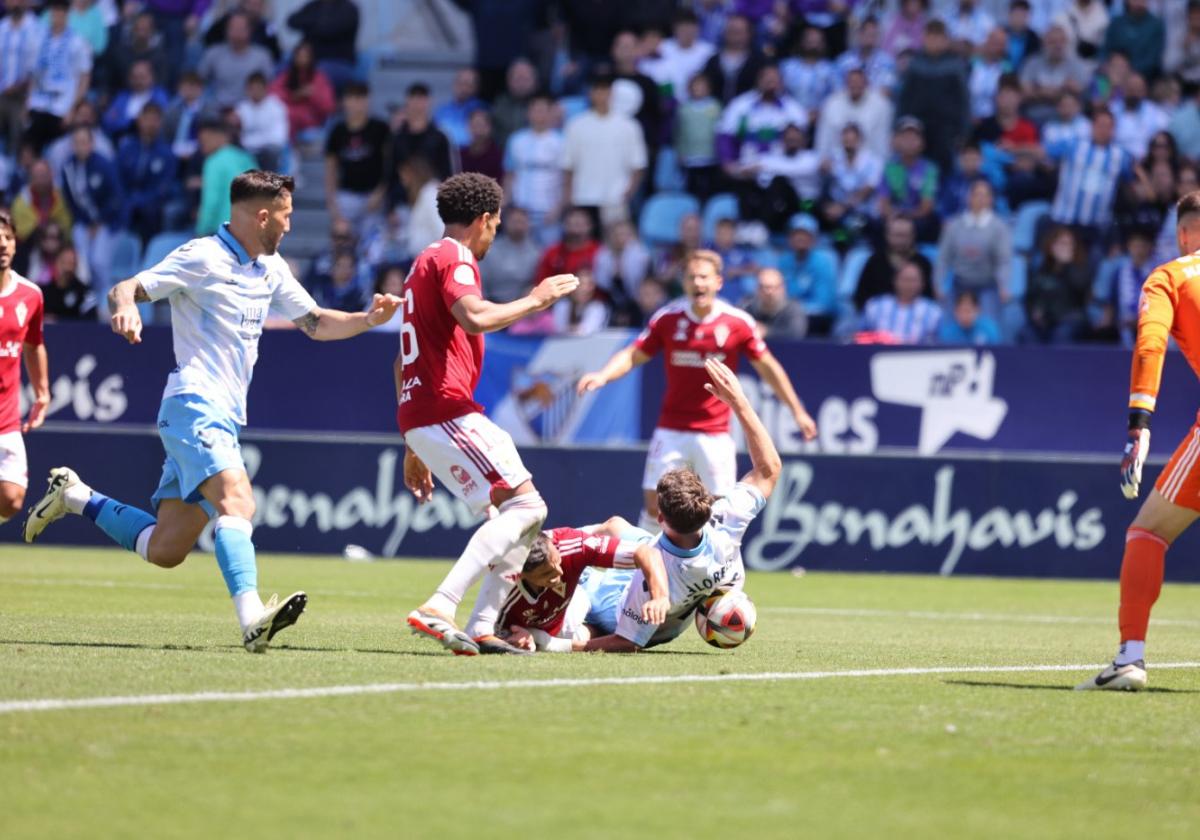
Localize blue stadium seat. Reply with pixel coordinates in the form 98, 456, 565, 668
110, 232, 143, 284
1008, 254, 1028, 299
559, 96, 589, 123
837, 246, 871, 300
701, 193, 739, 241
1013, 200, 1051, 253
638, 192, 700, 246
654, 147, 686, 192
141, 231, 192, 271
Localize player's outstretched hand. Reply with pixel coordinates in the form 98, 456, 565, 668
404, 449, 435, 504
22, 394, 48, 433
641, 596, 669, 625
366, 293, 403, 327
506, 627, 535, 651
795, 408, 818, 441
576, 372, 606, 395
530, 273, 579, 310
111, 305, 143, 344
1121, 427, 1150, 500
703, 358, 747, 407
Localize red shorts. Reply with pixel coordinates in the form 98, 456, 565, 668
1155, 421, 1200, 511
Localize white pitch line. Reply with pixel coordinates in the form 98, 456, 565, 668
762, 606, 1200, 628
3, 662, 1200, 715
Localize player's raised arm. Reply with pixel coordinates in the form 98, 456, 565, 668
704, 357, 782, 498
577, 344, 652, 394
108, 278, 151, 344
292, 294, 403, 340
450, 272, 579, 335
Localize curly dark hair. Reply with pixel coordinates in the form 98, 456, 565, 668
437, 172, 503, 226
0, 208, 13, 237
657, 468, 715, 535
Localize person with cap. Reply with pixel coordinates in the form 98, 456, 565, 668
777, 213, 837, 335
878, 115, 941, 243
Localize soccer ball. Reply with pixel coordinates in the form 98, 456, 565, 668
694, 590, 757, 649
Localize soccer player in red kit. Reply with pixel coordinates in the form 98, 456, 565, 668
0, 209, 49, 525
398, 172, 579, 655
578, 249, 816, 533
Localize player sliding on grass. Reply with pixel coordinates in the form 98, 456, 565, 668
398, 172, 579, 655
23, 171, 402, 653
578, 249, 815, 536
1078, 190, 1200, 690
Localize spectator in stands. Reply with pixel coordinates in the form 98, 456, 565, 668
897, 20, 969, 175
1045, 108, 1133, 249
1113, 74, 1169, 161
1169, 84, 1200, 161
304, 216, 357, 291
287, 0, 361, 93
1103, 0, 1165, 80
877, 117, 940, 243
882, 0, 928, 59
781, 26, 836, 125
968, 28, 1010, 122
459, 109, 503, 183
398, 155, 442, 260
836, 17, 896, 94
67, 0, 108, 59
1003, 1, 1040, 70
10, 161, 72, 244
270, 41, 335, 147
553, 266, 609, 336
198, 11, 275, 110
142, 0, 206, 88
743, 122, 820, 231
935, 178, 1012, 315
109, 11, 169, 94
103, 60, 171, 141
452, 0, 543, 102
1095, 227, 1155, 345
593, 218, 650, 324
325, 81, 390, 228
504, 93, 563, 246
718, 64, 807, 188
530, 16, 586, 98
1089, 51, 1131, 108
434, 68, 485, 149
204, 0, 281, 63
0, 0, 43, 158
702, 13, 766, 103
709, 216, 760, 301
635, 277, 668, 325
648, 10, 714, 103
947, 0, 995, 51
777, 213, 836, 334
535, 206, 598, 284
392, 82, 456, 182
195, 118, 256, 235
937, 289, 1000, 345
1057, 0, 1109, 61
61, 125, 121, 301
485, 205, 541, 304
117, 102, 180, 244
611, 29, 665, 162
675, 72, 723, 201
163, 71, 205, 166
653, 212, 701, 292
1024, 225, 1092, 344
974, 76, 1045, 208
1117, 157, 1175, 240
25, 0, 91, 155
561, 73, 647, 229
938, 143, 986, 218
312, 251, 367, 313
820, 122, 882, 252
235, 72, 288, 172
1042, 91, 1091, 147
42, 245, 94, 320
815, 66, 892, 161
1020, 24, 1090, 124
22, 220, 67, 284
740, 266, 807, 339
855, 215, 934, 311
1171, 2, 1200, 87
491, 58, 538, 148
368, 264, 405, 333
861, 261, 941, 344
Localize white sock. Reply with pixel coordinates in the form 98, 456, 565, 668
1115, 640, 1145, 665
233, 590, 265, 631
427, 492, 547, 616
135, 526, 155, 562
64, 482, 93, 515
465, 571, 516, 639
637, 510, 661, 534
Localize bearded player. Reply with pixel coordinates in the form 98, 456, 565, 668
398, 172, 579, 656
578, 250, 816, 534
1078, 191, 1200, 690
0, 209, 50, 524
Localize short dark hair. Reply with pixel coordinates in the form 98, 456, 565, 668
925, 19, 947, 37
521, 533, 554, 576
230, 170, 295, 205
246, 72, 267, 86
588, 71, 614, 89
179, 70, 202, 87
139, 101, 163, 118
406, 82, 431, 98
1012, 0, 1032, 10
1177, 191, 1200, 225
436, 172, 503, 226
656, 468, 714, 535
46, 0, 69, 10
343, 81, 370, 99
0, 208, 13, 236
955, 289, 980, 307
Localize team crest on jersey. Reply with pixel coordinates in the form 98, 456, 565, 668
14, 301, 26, 327
450, 465, 472, 485
673, 318, 689, 341
713, 324, 730, 348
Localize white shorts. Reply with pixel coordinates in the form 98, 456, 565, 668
404, 412, 533, 516
641, 427, 736, 496
0, 429, 27, 488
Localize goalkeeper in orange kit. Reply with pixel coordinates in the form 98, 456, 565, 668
1078, 192, 1200, 691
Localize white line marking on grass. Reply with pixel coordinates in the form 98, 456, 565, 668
3, 662, 1199, 715
763, 607, 1200, 628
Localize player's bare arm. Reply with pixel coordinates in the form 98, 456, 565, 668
577, 345, 652, 394
749, 351, 818, 441
21, 342, 49, 433
705, 358, 782, 499
450, 273, 579, 334
633, 544, 670, 625
108, 278, 150, 344
292, 294, 402, 340
579, 515, 634, 537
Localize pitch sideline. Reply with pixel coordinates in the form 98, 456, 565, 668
3, 662, 1200, 715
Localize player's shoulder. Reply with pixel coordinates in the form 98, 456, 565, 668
421, 238, 477, 271
1152, 253, 1200, 286
647, 299, 689, 328
712, 299, 758, 331
10, 273, 43, 300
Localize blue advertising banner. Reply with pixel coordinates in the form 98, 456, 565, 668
9, 427, 1200, 582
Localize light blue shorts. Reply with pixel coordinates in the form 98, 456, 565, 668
151, 395, 245, 517
579, 567, 635, 636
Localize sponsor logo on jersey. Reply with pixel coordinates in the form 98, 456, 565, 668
669, 349, 727, 368
399, 376, 423, 405
0, 340, 21, 358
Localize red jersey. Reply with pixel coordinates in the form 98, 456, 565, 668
534, 239, 598, 283
0, 273, 44, 434
397, 238, 486, 433
635, 299, 766, 433
498, 527, 635, 637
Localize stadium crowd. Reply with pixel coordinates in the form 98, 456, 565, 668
0, 0, 1197, 345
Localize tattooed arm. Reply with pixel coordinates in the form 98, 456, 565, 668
292, 294, 403, 341
109, 279, 150, 344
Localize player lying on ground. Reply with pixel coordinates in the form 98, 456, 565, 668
1078, 190, 1200, 690
577, 249, 815, 535
497, 525, 669, 651
0, 209, 49, 525
398, 172, 579, 656
24, 171, 401, 653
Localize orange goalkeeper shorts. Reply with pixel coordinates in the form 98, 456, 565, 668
1156, 420, 1200, 511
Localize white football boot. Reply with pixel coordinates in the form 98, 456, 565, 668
24, 467, 86, 543
1075, 660, 1148, 691
243, 592, 308, 653
407, 608, 480, 656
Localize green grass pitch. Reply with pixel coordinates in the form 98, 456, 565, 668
2, 546, 1200, 839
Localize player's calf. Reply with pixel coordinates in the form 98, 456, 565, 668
0, 481, 25, 522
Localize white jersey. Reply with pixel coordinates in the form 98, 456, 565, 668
616, 482, 765, 648
137, 224, 318, 425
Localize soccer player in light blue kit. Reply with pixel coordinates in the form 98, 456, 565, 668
23, 171, 401, 652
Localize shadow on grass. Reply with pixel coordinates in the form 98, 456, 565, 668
945, 679, 1200, 694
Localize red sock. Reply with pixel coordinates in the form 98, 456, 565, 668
1118, 528, 1167, 642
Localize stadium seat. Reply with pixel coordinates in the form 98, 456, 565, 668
559, 96, 588, 123
638, 192, 700, 246
701, 193, 739, 241
1013, 200, 1051, 253
837, 246, 871, 300
141, 231, 192, 271
1008, 255, 1027, 299
110, 232, 143, 284
653, 147, 686, 192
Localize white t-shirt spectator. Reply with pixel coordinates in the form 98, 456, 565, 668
593, 239, 651, 299
404, 180, 444, 260
641, 37, 716, 101
505, 127, 564, 215
235, 94, 289, 153
28, 28, 91, 118
552, 297, 610, 335
561, 109, 647, 208
815, 88, 894, 161
1112, 99, 1170, 160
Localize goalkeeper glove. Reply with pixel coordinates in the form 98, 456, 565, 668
1121, 411, 1152, 500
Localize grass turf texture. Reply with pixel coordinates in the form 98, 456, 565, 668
2, 547, 1199, 839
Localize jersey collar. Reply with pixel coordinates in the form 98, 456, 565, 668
217, 224, 256, 267
658, 529, 709, 558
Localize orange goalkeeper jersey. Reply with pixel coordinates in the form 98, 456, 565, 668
1129, 251, 1200, 413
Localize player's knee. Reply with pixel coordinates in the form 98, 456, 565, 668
598, 516, 630, 537
148, 549, 188, 569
